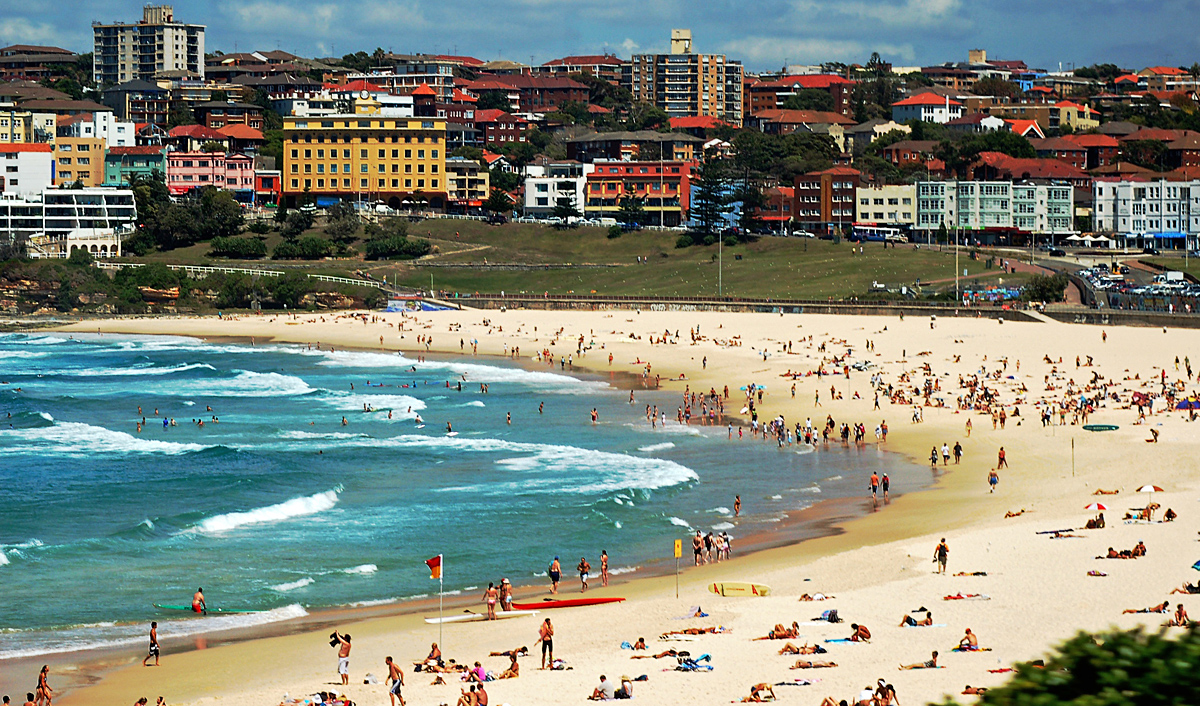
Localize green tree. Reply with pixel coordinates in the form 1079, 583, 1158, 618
198, 187, 244, 240
735, 174, 765, 236
476, 91, 513, 112
323, 201, 360, 252
782, 89, 836, 112
281, 210, 314, 240
268, 272, 311, 308
483, 188, 514, 215
973, 77, 1024, 101
625, 103, 670, 131
551, 194, 581, 226
1122, 140, 1169, 171
617, 195, 647, 226
167, 103, 196, 128
689, 150, 731, 235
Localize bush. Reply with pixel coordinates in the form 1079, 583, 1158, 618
67, 248, 94, 266
1022, 272, 1070, 302
248, 221, 271, 234
675, 234, 693, 248
210, 236, 268, 259
607, 225, 622, 239
724, 236, 738, 247
363, 234, 431, 260
268, 272, 311, 308
273, 235, 333, 260
702, 234, 717, 246
123, 230, 155, 256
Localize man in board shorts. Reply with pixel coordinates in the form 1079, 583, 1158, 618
536, 618, 554, 669
548, 557, 561, 594
869, 473, 879, 499
693, 531, 703, 565
142, 622, 159, 666
385, 656, 405, 706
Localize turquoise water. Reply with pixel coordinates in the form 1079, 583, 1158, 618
0, 332, 927, 659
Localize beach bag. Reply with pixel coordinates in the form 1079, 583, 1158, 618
826, 609, 842, 623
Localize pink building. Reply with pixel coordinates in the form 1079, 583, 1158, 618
165, 151, 254, 196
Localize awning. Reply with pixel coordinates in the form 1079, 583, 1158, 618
1150, 231, 1187, 239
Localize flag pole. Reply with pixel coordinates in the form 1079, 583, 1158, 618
439, 554, 444, 648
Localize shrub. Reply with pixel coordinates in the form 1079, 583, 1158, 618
607, 225, 622, 239
248, 221, 271, 234
1022, 272, 1070, 302
210, 236, 267, 259
702, 234, 717, 246
675, 234, 693, 248
363, 234, 431, 260
273, 235, 333, 260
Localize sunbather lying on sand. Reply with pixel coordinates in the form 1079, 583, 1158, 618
488, 646, 528, 657
1122, 600, 1169, 614
752, 622, 800, 640
791, 660, 838, 669
1004, 509, 1026, 518
962, 686, 988, 695
1093, 489, 1120, 495
899, 611, 932, 627
741, 683, 776, 702
663, 627, 728, 637
899, 651, 938, 670
778, 642, 826, 655
953, 572, 987, 576
943, 593, 987, 600
630, 650, 686, 660
1169, 582, 1200, 595
798, 593, 834, 601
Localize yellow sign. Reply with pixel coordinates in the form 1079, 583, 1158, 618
674, 539, 682, 558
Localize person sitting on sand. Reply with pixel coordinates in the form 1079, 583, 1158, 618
456, 685, 478, 706
752, 622, 799, 640
899, 611, 933, 627
430, 675, 447, 686
959, 628, 979, 649
1167, 604, 1191, 627
962, 686, 988, 695
900, 650, 939, 669
1164, 508, 1177, 522
779, 642, 826, 655
1085, 513, 1106, 530
497, 655, 519, 679
791, 660, 838, 669
1169, 581, 1200, 595
1132, 541, 1147, 557
1122, 600, 1169, 614
741, 684, 776, 702
798, 593, 834, 601
487, 646, 528, 658
588, 675, 615, 701
632, 637, 646, 650
848, 624, 871, 642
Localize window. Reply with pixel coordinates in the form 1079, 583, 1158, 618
290, 149, 298, 158
290, 178, 298, 188
304, 149, 311, 159
417, 150, 425, 159
59, 157, 72, 165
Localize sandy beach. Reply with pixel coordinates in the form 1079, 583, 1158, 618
31, 308, 1200, 706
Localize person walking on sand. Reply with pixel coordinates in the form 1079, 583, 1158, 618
965, 418, 972, 437
535, 618, 555, 669
997, 447, 1008, 469
869, 472, 879, 500
385, 656, 405, 706
578, 557, 591, 592
930, 447, 938, 468
988, 470, 999, 493
34, 666, 51, 706
953, 441, 963, 464
548, 557, 561, 594
141, 622, 159, 667
941, 443, 950, 466
333, 631, 352, 686
934, 539, 949, 574
600, 551, 609, 588
483, 582, 499, 620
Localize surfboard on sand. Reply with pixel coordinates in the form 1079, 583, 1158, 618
1083, 424, 1119, 432
153, 603, 259, 614
708, 582, 771, 597
424, 609, 539, 624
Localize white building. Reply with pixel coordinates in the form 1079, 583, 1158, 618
1092, 178, 1199, 250
0, 188, 137, 258
891, 93, 963, 124
916, 180, 1074, 244
524, 162, 594, 215
856, 184, 916, 227
92, 5, 205, 84
0, 143, 55, 199
57, 111, 136, 147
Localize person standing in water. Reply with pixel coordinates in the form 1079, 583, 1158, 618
734, 495, 741, 517
192, 588, 206, 614
600, 551, 609, 587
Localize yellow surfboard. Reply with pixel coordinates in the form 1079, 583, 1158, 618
709, 581, 771, 597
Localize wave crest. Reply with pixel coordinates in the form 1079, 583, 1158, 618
196, 487, 341, 534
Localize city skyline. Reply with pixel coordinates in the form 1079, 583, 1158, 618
3, 0, 1197, 73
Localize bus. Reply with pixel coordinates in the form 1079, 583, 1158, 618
851, 223, 909, 243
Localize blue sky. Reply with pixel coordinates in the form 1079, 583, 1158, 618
5, 0, 1196, 73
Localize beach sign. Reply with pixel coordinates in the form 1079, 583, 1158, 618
674, 539, 683, 558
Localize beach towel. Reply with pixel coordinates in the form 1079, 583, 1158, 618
775, 679, 820, 686
1036, 529, 1076, 535
952, 647, 992, 652
902, 623, 947, 628
824, 638, 863, 644
943, 593, 990, 601
674, 654, 713, 672
674, 606, 709, 620
658, 635, 699, 642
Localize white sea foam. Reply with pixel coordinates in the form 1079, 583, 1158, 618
57, 363, 216, 377
770, 494, 783, 499
348, 597, 404, 608
0, 552, 8, 566
465, 400, 486, 407
0, 604, 308, 661
613, 498, 624, 505
271, 577, 315, 592
166, 370, 315, 398
668, 516, 692, 528
638, 442, 675, 452
707, 507, 731, 514
823, 475, 843, 482
196, 487, 341, 534
0, 421, 210, 457
321, 393, 426, 416
342, 564, 378, 575
608, 565, 638, 576
278, 431, 371, 440
625, 423, 702, 436
798, 486, 822, 494
712, 522, 735, 530
38, 412, 53, 421
614, 521, 622, 529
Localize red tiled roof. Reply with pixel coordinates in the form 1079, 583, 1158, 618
1027, 86, 1056, 94
1120, 127, 1186, 142
55, 112, 92, 126
668, 116, 728, 129
974, 151, 1089, 179
543, 55, 624, 67
1054, 100, 1089, 111
1114, 74, 1141, 83
945, 112, 999, 125
410, 83, 437, 97
1030, 137, 1084, 152
1061, 133, 1119, 148
753, 109, 855, 125
216, 124, 264, 140
1143, 66, 1188, 76
893, 92, 962, 107
451, 88, 477, 103
586, 104, 611, 114
435, 55, 485, 67
168, 125, 226, 140
0, 143, 52, 152
1004, 119, 1045, 138
473, 109, 526, 124
108, 145, 166, 155
753, 74, 855, 89
325, 79, 383, 93
805, 166, 861, 176
459, 78, 517, 92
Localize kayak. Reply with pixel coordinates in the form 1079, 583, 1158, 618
153, 603, 260, 614
424, 609, 539, 624
511, 597, 625, 610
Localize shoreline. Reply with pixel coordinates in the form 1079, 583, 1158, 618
23, 309, 1200, 706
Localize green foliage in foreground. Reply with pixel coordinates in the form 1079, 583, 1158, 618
1022, 272, 1070, 302
933, 627, 1200, 706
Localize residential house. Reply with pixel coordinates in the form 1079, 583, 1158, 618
216, 124, 264, 153
793, 166, 860, 232
891, 93, 963, 124
102, 79, 171, 124
565, 130, 703, 163
625, 29, 744, 126
0, 104, 56, 143
970, 151, 1091, 188
281, 104, 448, 210
473, 109, 528, 145
920, 66, 977, 91
879, 140, 940, 167
20, 100, 112, 117
493, 75, 589, 113
104, 145, 168, 185
0, 45, 78, 81
165, 150, 254, 196
745, 74, 856, 116
855, 184, 917, 228
52, 137, 105, 187
92, 5, 205, 84
843, 119, 910, 155
343, 54, 458, 101
746, 109, 855, 141
1030, 137, 1087, 170
668, 115, 729, 137
753, 186, 794, 228
945, 113, 1008, 134
445, 157, 490, 212
524, 161, 593, 214
193, 101, 264, 130
57, 112, 136, 147
534, 55, 625, 84
1061, 133, 1119, 169
584, 160, 692, 226
166, 124, 228, 152
0, 143, 54, 198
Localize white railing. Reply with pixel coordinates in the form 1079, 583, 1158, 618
92, 262, 400, 292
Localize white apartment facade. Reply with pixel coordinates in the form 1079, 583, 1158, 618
0, 144, 55, 199
0, 187, 137, 258
57, 112, 136, 147
891, 93, 963, 124
1092, 178, 1199, 250
915, 180, 1074, 242
93, 5, 205, 84
525, 162, 595, 215
856, 184, 916, 227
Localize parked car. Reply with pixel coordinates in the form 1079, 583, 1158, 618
1048, 248, 1066, 257
1143, 246, 1161, 255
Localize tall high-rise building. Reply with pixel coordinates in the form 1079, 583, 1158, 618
92, 5, 205, 86
624, 29, 743, 127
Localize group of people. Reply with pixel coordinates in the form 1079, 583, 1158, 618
692, 530, 732, 565
546, 552, 610, 594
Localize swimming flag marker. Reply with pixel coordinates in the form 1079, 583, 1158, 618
426, 554, 444, 645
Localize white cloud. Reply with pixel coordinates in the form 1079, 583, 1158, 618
220, 1, 341, 35
0, 17, 66, 46
720, 36, 915, 65
620, 38, 639, 53
825, 0, 966, 28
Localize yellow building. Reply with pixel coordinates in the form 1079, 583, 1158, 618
0, 105, 55, 144
282, 102, 447, 210
53, 137, 106, 187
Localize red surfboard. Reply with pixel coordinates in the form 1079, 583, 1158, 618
511, 597, 626, 610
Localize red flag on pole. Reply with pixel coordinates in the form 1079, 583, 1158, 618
425, 555, 442, 580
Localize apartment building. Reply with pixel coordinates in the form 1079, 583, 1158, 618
625, 29, 743, 126
102, 79, 171, 124
525, 161, 594, 215
534, 55, 625, 84
856, 184, 916, 227
584, 160, 692, 226
0, 104, 55, 143
745, 74, 856, 116
0, 143, 54, 198
57, 112, 136, 147
1092, 179, 1199, 246
445, 157, 489, 212
193, 101, 264, 130
564, 130, 703, 163
915, 180, 1074, 243
0, 45, 78, 80
165, 150, 253, 196
92, 5, 205, 84
472, 109, 528, 144
53, 138, 105, 187
2, 188, 137, 259
104, 145, 168, 186
891, 93, 963, 124
344, 55, 457, 101
281, 103, 447, 210
793, 166, 860, 231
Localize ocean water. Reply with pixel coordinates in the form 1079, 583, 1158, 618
0, 332, 927, 659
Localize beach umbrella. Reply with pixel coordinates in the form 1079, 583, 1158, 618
1085, 502, 1108, 512
1136, 485, 1164, 493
